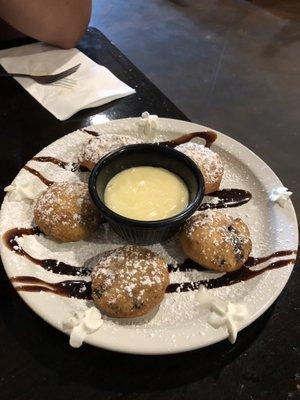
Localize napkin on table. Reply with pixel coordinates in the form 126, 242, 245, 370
0, 42, 135, 120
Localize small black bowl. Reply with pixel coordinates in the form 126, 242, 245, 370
89, 144, 204, 245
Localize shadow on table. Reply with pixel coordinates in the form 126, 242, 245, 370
0, 265, 276, 394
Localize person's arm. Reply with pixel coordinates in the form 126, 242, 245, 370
0, 0, 91, 48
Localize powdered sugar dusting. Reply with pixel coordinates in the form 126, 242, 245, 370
184, 209, 215, 236
78, 133, 141, 169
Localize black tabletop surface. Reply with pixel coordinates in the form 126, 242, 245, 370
0, 27, 299, 400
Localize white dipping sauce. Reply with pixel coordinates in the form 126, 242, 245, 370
104, 166, 189, 221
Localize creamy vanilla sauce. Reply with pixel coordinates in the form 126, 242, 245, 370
103, 166, 189, 221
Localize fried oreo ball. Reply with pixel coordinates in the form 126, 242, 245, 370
180, 210, 252, 272
91, 246, 170, 318
34, 182, 100, 242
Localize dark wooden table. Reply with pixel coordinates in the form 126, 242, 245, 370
0, 27, 299, 400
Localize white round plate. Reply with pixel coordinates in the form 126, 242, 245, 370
0, 118, 298, 354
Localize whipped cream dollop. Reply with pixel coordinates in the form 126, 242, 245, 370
197, 286, 249, 344
4, 180, 44, 202
269, 186, 292, 207
138, 111, 158, 135
62, 306, 103, 348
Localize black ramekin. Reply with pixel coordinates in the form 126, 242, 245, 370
89, 144, 204, 245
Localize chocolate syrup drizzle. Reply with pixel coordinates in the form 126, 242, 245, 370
4, 227, 296, 298
159, 131, 217, 148
32, 157, 89, 172
166, 253, 296, 293
23, 165, 53, 187
199, 189, 252, 211
82, 128, 99, 137
4, 228, 90, 276
11, 276, 92, 299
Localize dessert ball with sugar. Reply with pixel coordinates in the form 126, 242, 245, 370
34, 182, 100, 242
180, 210, 252, 272
79, 133, 140, 170
91, 246, 169, 318
175, 142, 223, 194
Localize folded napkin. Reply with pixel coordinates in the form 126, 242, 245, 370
0, 42, 135, 120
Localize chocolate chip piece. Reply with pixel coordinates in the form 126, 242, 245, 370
93, 288, 104, 298
133, 299, 143, 309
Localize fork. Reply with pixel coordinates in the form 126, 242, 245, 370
0, 63, 81, 84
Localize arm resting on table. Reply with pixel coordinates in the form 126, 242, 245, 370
0, 0, 91, 48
